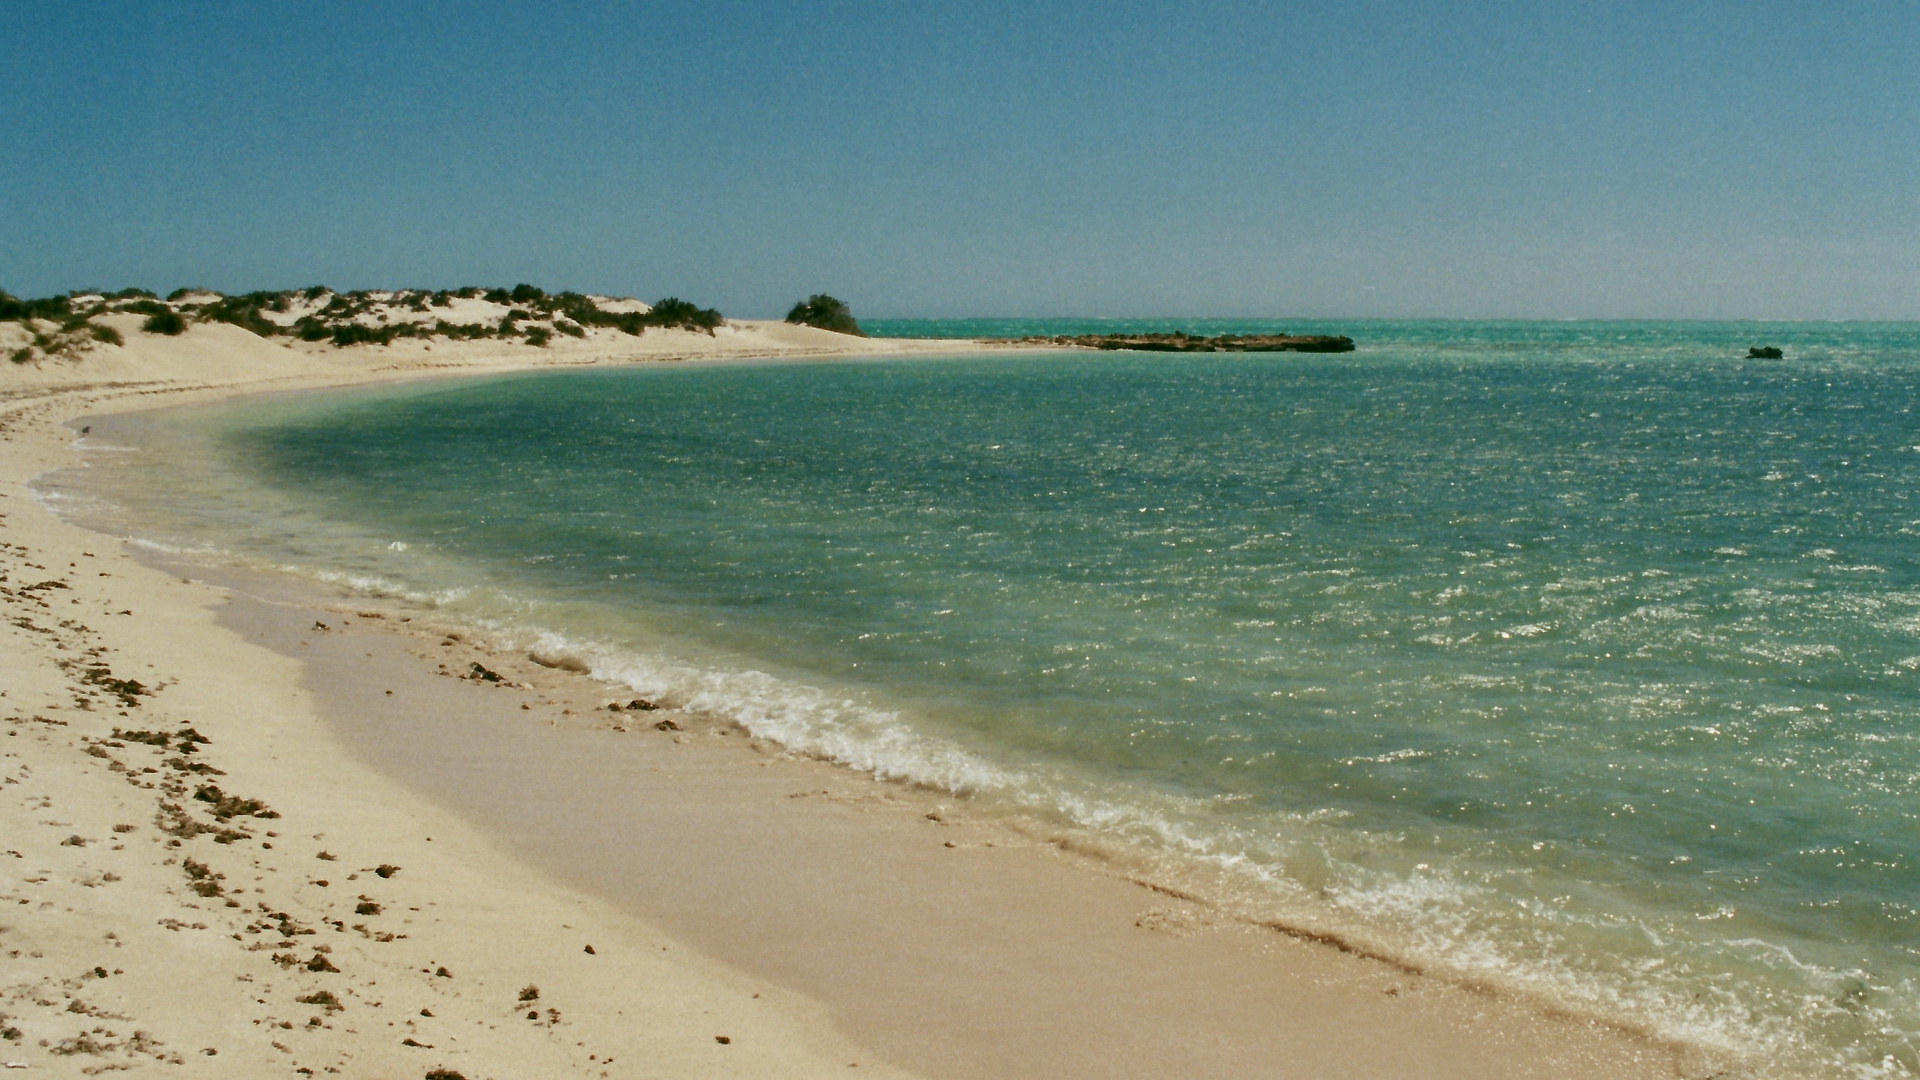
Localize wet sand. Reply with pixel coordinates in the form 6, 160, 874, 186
204, 560, 1690, 1080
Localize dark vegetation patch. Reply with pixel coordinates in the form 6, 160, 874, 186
0, 291, 76, 322
142, 310, 186, 336
785, 293, 864, 336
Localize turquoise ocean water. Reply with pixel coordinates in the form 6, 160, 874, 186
45, 320, 1920, 1076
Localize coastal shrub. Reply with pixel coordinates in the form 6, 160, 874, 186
165, 287, 196, 301
200, 293, 284, 337
432, 320, 494, 340
646, 297, 724, 334
483, 287, 511, 304
0, 291, 73, 323
785, 294, 864, 336
523, 326, 551, 347
119, 299, 170, 317
331, 323, 394, 347
142, 309, 186, 335
303, 284, 329, 300
552, 294, 630, 334
509, 283, 544, 304
107, 287, 157, 300
536, 294, 720, 336
605, 313, 649, 336
90, 324, 123, 346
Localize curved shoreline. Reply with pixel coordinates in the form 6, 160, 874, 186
1, 325, 1695, 1079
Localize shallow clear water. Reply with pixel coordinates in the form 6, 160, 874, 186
48, 321, 1920, 1076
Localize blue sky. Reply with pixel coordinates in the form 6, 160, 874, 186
4, 2, 1916, 319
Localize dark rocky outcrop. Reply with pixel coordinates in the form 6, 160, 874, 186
1009, 331, 1355, 353
1748, 346, 1784, 359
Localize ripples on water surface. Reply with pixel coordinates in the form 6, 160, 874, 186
52, 321, 1920, 1076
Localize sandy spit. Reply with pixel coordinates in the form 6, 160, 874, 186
1, 321, 1700, 1079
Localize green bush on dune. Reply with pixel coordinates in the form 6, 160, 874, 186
784, 294, 864, 336
432, 320, 495, 341
643, 297, 724, 334
0, 291, 73, 323
142, 309, 187, 335
544, 292, 723, 337
199, 292, 286, 337
330, 323, 386, 347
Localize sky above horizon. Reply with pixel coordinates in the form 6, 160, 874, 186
4, 2, 1916, 320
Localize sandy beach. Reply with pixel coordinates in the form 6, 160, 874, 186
2, 317, 1700, 1079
